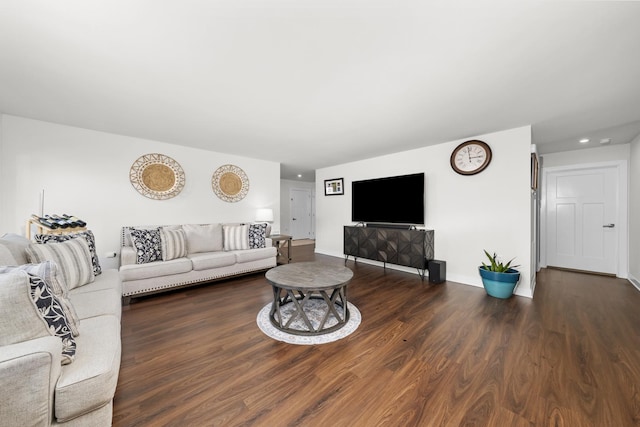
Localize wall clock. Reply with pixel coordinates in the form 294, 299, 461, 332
450, 140, 492, 175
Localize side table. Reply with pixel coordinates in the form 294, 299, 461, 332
270, 234, 292, 264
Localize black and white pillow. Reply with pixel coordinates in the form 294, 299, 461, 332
130, 228, 162, 264
28, 273, 77, 365
0, 261, 80, 337
35, 230, 102, 276
248, 223, 267, 249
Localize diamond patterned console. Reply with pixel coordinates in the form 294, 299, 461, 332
344, 225, 434, 279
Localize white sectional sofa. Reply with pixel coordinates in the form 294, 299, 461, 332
119, 223, 277, 303
0, 232, 121, 427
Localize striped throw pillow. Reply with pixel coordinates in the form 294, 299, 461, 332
161, 228, 187, 261
223, 224, 249, 251
26, 238, 95, 290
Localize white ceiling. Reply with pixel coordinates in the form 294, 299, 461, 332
1, 1, 640, 181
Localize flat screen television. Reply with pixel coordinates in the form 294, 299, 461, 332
351, 173, 425, 226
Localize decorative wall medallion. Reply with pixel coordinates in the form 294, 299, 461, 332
130, 153, 185, 200
212, 164, 249, 202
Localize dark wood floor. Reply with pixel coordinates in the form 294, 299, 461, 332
113, 247, 640, 426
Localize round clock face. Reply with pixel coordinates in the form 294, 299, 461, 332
450, 140, 492, 175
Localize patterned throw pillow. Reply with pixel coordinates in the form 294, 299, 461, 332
26, 238, 95, 290
27, 273, 77, 364
248, 223, 267, 249
35, 230, 102, 276
130, 228, 162, 264
160, 228, 187, 261
0, 261, 80, 337
223, 224, 249, 251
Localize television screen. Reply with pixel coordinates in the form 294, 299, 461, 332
351, 173, 425, 225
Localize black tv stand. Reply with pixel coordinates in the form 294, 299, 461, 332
344, 225, 434, 279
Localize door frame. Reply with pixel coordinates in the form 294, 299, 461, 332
289, 187, 315, 239
540, 160, 628, 278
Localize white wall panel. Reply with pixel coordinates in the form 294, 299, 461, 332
316, 125, 533, 297
0, 115, 280, 270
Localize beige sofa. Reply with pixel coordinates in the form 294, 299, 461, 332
119, 223, 277, 303
0, 233, 121, 427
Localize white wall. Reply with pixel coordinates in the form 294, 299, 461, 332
279, 179, 315, 237
541, 143, 630, 168
316, 126, 533, 297
629, 135, 640, 291
0, 115, 280, 269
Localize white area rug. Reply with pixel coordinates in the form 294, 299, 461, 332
256, 302, 361, 345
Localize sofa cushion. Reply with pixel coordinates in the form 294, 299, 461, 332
69, 288, 121, 321
248, 223, 268, 249
35, 230, 102, 276
129, 227, 163, 264
119, 257, 192, 281
26, 238, 95, 290
0, 261, 80, 337
223, 224, 248, 251
70, 268, 122, 295
55, 314, 121, 422
183, 223, 223, 253
235, 246, 278, 264
188, 251, 237, 271
161, 227, 188, 261
0, 233, 31, 265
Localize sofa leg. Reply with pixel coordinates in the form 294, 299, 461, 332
122, 296, 131, 306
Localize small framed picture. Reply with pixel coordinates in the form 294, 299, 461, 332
324, 178, 344, 196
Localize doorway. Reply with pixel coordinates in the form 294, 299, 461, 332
541, 161, 628, 277
290, 188, 314, 240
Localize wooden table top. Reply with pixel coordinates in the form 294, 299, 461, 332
265, 261, 353, 290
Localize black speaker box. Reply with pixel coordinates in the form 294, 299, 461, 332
428, 260, 446, 284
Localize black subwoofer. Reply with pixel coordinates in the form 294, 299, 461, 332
427, 260, 446, 284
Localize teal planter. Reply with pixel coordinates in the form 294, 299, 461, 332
478, 267, 520, 299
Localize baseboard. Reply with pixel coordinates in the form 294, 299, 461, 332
629, 274, 640, 292
315, 249, 536, 298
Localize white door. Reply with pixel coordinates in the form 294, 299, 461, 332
545, 166, 618, 274
290, 189, 312, 239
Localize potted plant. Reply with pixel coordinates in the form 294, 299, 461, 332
478, 250, 520, 299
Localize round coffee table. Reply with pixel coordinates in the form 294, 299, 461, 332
265, 262, 353, 336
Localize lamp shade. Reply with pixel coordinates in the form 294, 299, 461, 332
256, 208, 274, 222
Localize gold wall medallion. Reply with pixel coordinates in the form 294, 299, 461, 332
130, 153, 185, 200
212, 164, 249, 202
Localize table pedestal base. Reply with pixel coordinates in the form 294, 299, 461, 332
269, 287, 350, 336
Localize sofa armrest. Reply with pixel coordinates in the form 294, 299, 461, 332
120, 246, 137, 267
265, 238, 272, 247
0, 336, 62, 426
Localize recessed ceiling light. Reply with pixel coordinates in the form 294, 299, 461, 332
579, 138, 590, 144
600, 138, 611, 144
297, 174, 302, 178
